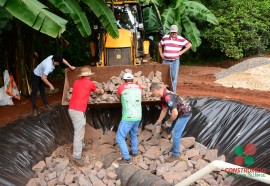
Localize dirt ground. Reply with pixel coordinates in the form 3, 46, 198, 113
178, 66, 270, 109
0, 65, 269, 127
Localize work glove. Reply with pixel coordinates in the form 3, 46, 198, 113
164, 121, 173, 128
153, 121, 161, 127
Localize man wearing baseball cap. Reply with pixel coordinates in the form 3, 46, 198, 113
115, 72, 144, 165
68, 66, 104, 166
159, 25, 192, 92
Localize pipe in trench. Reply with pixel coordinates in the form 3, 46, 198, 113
176, 160, 270, 186
116, 164, 171, 186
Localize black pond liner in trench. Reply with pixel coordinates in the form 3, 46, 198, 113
0, 97, 269, 186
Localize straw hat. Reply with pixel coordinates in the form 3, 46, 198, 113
78, 66, 95, 76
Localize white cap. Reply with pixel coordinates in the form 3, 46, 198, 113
123, 72, 134, 80
170, 25, 178, 32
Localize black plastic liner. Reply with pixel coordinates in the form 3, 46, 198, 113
0, 106, 73, 186
187, 98, 270, 186
86, 104, 161, 131
0, 98, 269, 185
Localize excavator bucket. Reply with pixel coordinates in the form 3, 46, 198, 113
62, 64, 172, 107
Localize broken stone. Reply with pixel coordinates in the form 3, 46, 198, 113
79, 176, 92, 186
134, 71, 142, 77
144, 146, 162, 160
185, 149, 200, 158
144, 124, 154, 131
148, 71, 154, 80
181, 137, 196, 148
107, 172, 117, 180
88, 174, 106, 186
204, 149, 218, 162
32, 160, 46, 173
94, 161, 103, 171
97, 169, 107, 179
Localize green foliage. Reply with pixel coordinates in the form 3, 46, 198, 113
1, 0, 118, 39
63, 24, 92, 67
160, 0, 218, 51
183, 1, 218, 25
162, 7, 182, 34
202, 0, 270, 59
138, 0, 160, 6
0, 7, 12, 34
49, 0, 91, 37
0, 0, 67, 38
83, 0, 118, 39
142, 4, 163, 34
182, 16, 201, 48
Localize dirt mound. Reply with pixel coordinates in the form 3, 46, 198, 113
215, 57, 270, 79
215, 63, 270, 91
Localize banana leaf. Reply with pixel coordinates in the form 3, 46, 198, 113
0, 0, 67, 38
161, 7, 183, 34
183, 1, 218, 25
143, 6, 161, 34
182, 16, 201, 51
49, 0, 91, 37
82, 0, 118, 38
0, 7, 13, 34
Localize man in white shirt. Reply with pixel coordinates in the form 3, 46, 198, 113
31, 54, 75, 116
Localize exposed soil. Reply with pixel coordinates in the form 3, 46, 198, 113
178, 66, 270, 109
0, 64, 269, 127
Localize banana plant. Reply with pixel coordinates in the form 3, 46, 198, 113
161, 0, 219, 51
82, 0, 118, 38
49, 0, 118, 38
0, 0, 118, 38
142, 3, 163, 35
0, 0, 67, 38
139, 0, 218, 51
49, 0, 91, 37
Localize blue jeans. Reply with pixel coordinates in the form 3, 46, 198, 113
116, 120, 140, 160
171, 115, 191, 157
163, 59, 180, 92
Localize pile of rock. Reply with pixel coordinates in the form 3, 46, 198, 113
67, 69, 166, 104
27, 124, 234, 186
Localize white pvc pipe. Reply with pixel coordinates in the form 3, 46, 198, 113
175, 160, 270, 186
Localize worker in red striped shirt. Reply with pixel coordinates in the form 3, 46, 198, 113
159, 25, 192, 92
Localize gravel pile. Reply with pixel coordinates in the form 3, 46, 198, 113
215, 57, 270, 80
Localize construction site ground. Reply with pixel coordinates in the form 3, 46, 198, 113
0, 59, 270, 127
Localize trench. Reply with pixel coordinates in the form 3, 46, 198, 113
0, 97, 269, 186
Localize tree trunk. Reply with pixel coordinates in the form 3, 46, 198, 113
16, 21, 28, 96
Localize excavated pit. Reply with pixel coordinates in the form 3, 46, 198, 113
0, 97, 269, 186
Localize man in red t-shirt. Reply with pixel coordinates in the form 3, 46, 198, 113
68, 66, 104, 166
